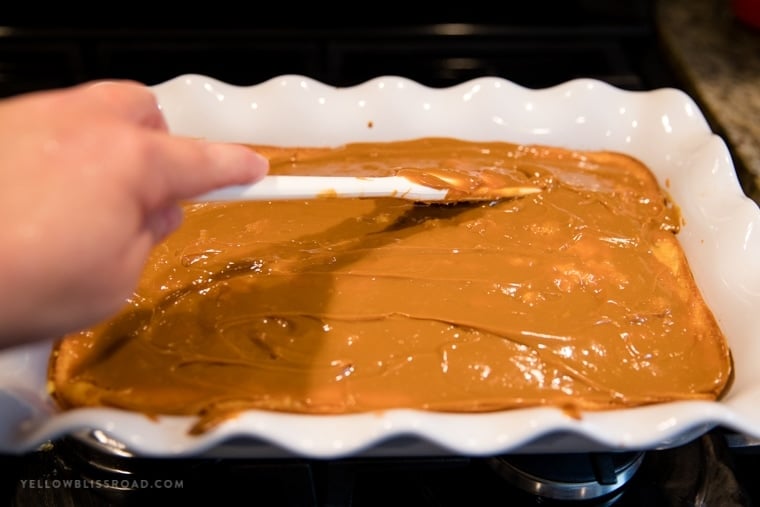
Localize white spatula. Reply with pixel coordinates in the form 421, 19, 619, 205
195, 175, 541, 203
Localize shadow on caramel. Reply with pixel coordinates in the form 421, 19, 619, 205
59, 197, 487, 430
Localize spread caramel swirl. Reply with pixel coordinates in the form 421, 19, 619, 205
48, 137, 732, 435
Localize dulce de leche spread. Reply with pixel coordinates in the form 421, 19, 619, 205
48, 137, 733, 435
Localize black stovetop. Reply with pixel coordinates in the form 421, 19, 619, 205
0, 429, 758, 506
0, 0, 675, 98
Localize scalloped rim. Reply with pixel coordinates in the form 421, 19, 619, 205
1, 75, 759, 458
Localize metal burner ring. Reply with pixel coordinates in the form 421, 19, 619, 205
487, 451, 645, 501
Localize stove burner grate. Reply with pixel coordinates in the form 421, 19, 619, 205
7, 431, 757, 506
488, 451, 645, 502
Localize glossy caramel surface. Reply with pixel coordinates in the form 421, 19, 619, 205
49, 138, 732, 434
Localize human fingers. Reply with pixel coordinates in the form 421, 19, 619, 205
144, 204, 186, 245
136, 134, 269, 208
83, 80, 169, 131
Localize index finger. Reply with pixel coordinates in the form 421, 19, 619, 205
136, 133, 269, 208
84, 80, 169, 131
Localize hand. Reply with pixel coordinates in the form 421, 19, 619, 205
0, 81, 268, 347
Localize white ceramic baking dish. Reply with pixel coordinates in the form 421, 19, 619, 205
1, 75, 758, 458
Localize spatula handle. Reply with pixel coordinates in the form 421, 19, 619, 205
195, 175, 449, 202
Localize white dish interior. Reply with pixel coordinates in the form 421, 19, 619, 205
1, 75, 759, 458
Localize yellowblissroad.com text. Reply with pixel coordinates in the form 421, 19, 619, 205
19, 479, 184, 490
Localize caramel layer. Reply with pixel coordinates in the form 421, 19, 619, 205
48, 138, 732, 434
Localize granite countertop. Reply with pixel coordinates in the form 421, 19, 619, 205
656, 0, 760, 202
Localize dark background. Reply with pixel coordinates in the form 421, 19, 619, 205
0, 0, 680, 99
